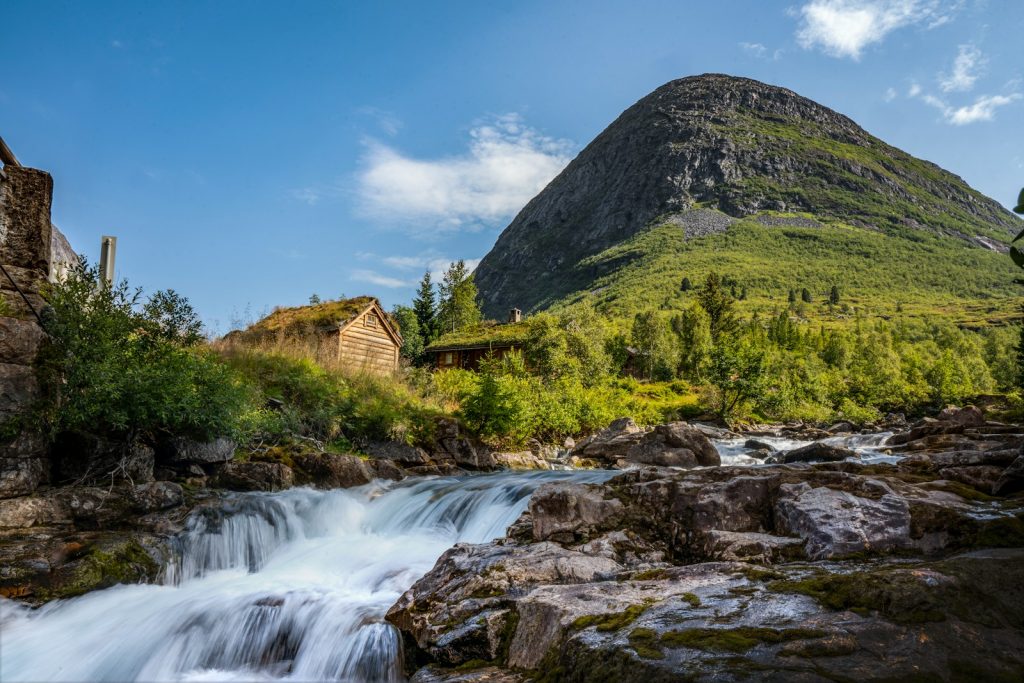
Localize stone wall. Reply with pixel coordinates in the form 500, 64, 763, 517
0, 165, 54, 497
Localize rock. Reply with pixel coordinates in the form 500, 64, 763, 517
431, 418, 495, 470
651, 423, 720, 466
704, 530, 806, 563
157, 436, 236, 466
367, 458, 405, 481
0, 317, 47, 365
993, 455, 1024, 496
938, 404, 985, 427
0, 363, 40, 416
292, 452, 372, 488
928, 449, 1019, 468
0, 432, 50, 498
563, 437, 576, 450
780, 442, 857, 464
410, 666, 525, 683
0, 496, 70, 528
365, 440, 430, 465
53, 487, 133, 529
128, 482, 184, 513
938, 466, 1004, 494
529, 482, 624, 542
827, 420, 856, 433
493, 451, 550, 470
775, 480, 911, 559
214, 461, 293, 492
743, 439, 776, 452
577, 419, 720, 469
573, 418, 644, 460
52, 432, 155, 485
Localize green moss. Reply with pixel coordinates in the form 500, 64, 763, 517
630, 568, 669, 581
974, 514, 1024, 548
768, 569, 947, 624
425, 320, 533, 352
923, 480, 996, 502
39, 540, 159, 601
735, 566, 785, 582
680, 592, 701, 608
660, 627, 826, 653
628, 628, 665, 660
572, 600, 655, 632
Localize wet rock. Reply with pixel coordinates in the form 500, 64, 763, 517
53, 487, 134, 529
993, 455, 1024, 496
775, 481, 910, 559
827, 420, 857, 434
432, 418, 496, 470
780, 442, 857, 464
410, 666, 525, 683
575, 419, 719, 469
648, 423, 720, 466
157, 436, 236, 466
214, 461, 293, 492
938, 465, 1004, 494
367, 457, 405, 481
52, 432, 156, 485
704, 530, 805, 563
928, 449, 1019, 468
292, 452, 372, 488
743, 439, 775, 452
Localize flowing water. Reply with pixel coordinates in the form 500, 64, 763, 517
0, 434, 897, 682
0, 471, 616, 683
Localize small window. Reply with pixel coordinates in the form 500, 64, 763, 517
444, 352, 453, 365
365, 313, 378, 328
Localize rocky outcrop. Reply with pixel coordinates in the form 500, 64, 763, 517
157, 436, 237, 466
52, 432, 156, 485
388, 456, 1024, 681
572, 419, 720, 469
214, 461, 294, 492
778, 442, 857, 464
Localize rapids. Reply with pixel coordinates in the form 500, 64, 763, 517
0, 471, 616, 682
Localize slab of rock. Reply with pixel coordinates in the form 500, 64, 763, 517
0, 496, 70, 528
493, 451, 550, 470
744, 439, 776, 452
292, 452, 372, 488
129, 482, 184, 513
938, 404, 985, 427
529, 482, 624, 542
214, 461, 293, 492
775, 481, 911, 559
0, 432, 50, 498
704, 529, 805, 563
781, 442, 858, 464
365, 440, 430, 465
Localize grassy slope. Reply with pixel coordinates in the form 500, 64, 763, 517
553, 214, 1023, 327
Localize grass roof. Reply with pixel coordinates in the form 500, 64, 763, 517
426, 320, 532, 351
230, 296, 380, 341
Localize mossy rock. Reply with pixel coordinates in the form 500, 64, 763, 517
38, 538, 161, 601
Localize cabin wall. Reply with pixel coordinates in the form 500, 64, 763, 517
434, 345, 516, 371
338, 308, 399, 374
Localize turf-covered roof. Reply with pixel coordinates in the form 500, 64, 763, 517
227, 296, 400, 342
425, 320, 531, 352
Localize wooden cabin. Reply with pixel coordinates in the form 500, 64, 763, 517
426, 309, 528, 371
226, 296, 403, 375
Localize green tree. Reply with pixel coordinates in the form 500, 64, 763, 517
696, 272, 738, 343
671, 302, 712, 379
630, 310, 676, 380
391, 304, 424, 364
437, 260, 481, 333
680, 277, 693, 292
412, 271, 437, 343
308, 294, 321, 305
788, 289, 797, 304
828, 285, 840, 305
707, 338, 766, 418
801, 288, 813, 303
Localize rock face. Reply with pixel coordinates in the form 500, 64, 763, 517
388, 458, 1024, 681
472, 74, 1022, 317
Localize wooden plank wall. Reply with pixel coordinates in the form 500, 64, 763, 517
339, 308, 399, 374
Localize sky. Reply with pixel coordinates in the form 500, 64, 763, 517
2, 0, 1022, 334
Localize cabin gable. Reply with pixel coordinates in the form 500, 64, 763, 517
337, 300, 402, 374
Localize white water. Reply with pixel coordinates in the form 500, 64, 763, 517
715, 431, 897, 466
0, 471, 616, 683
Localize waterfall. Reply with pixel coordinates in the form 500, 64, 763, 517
0, 471, 615, 683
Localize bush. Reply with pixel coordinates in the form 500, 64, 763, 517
39, 263, 251, 441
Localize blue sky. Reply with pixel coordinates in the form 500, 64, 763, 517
3, 0, 1022, 333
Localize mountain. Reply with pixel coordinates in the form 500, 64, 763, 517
473, 74, 1022, 320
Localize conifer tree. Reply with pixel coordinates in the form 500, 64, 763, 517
696, 272, 738, 343
412, 271, 437, 343
437, 260, 482, 333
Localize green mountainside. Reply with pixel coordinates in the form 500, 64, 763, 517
473, 74, 1022, 322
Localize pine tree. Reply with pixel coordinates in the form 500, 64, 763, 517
829, 285, 840, 305
308, 294, 321, 305
680, 277, 693, 292
696, 272, 738, 343
788, 289, 797, 304
437, 260, 482, 333
412, 271, 437, 343
801, 288, 813, 303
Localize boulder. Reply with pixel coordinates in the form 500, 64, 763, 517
651, 423, 721, 466
214, 461, 293, 492
53, 487, 134, 529
431, 418, 496, 470
993, 455, 1024, 496
939, 466, 1004, 494
572, 418, 644, 460
493, 451, 550, 470
364, 440, 430, 466
0, 317, 48, 365
0, 495, 70, 528
775, 480, 911, 559
826, 420, 857, 434
156, 436, 236, 466
938, 404, 985, 427
780, 442, 857, 464
704, 529, 805, 563
743, 439, 776, 452
367, 458, 406, 481
52, 432, 155, 485
292, 452, 373, 489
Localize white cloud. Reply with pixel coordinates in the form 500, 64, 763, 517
350, 269, 413, 289
795, 0, 957, 60
739, 42, 767, 58
917, 91, 1021, 125
884, 87, 898, 101
290, 187, 322, 205
356, 113, 574, 233
908, 82, 922, 97
939, 44, 985, 92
